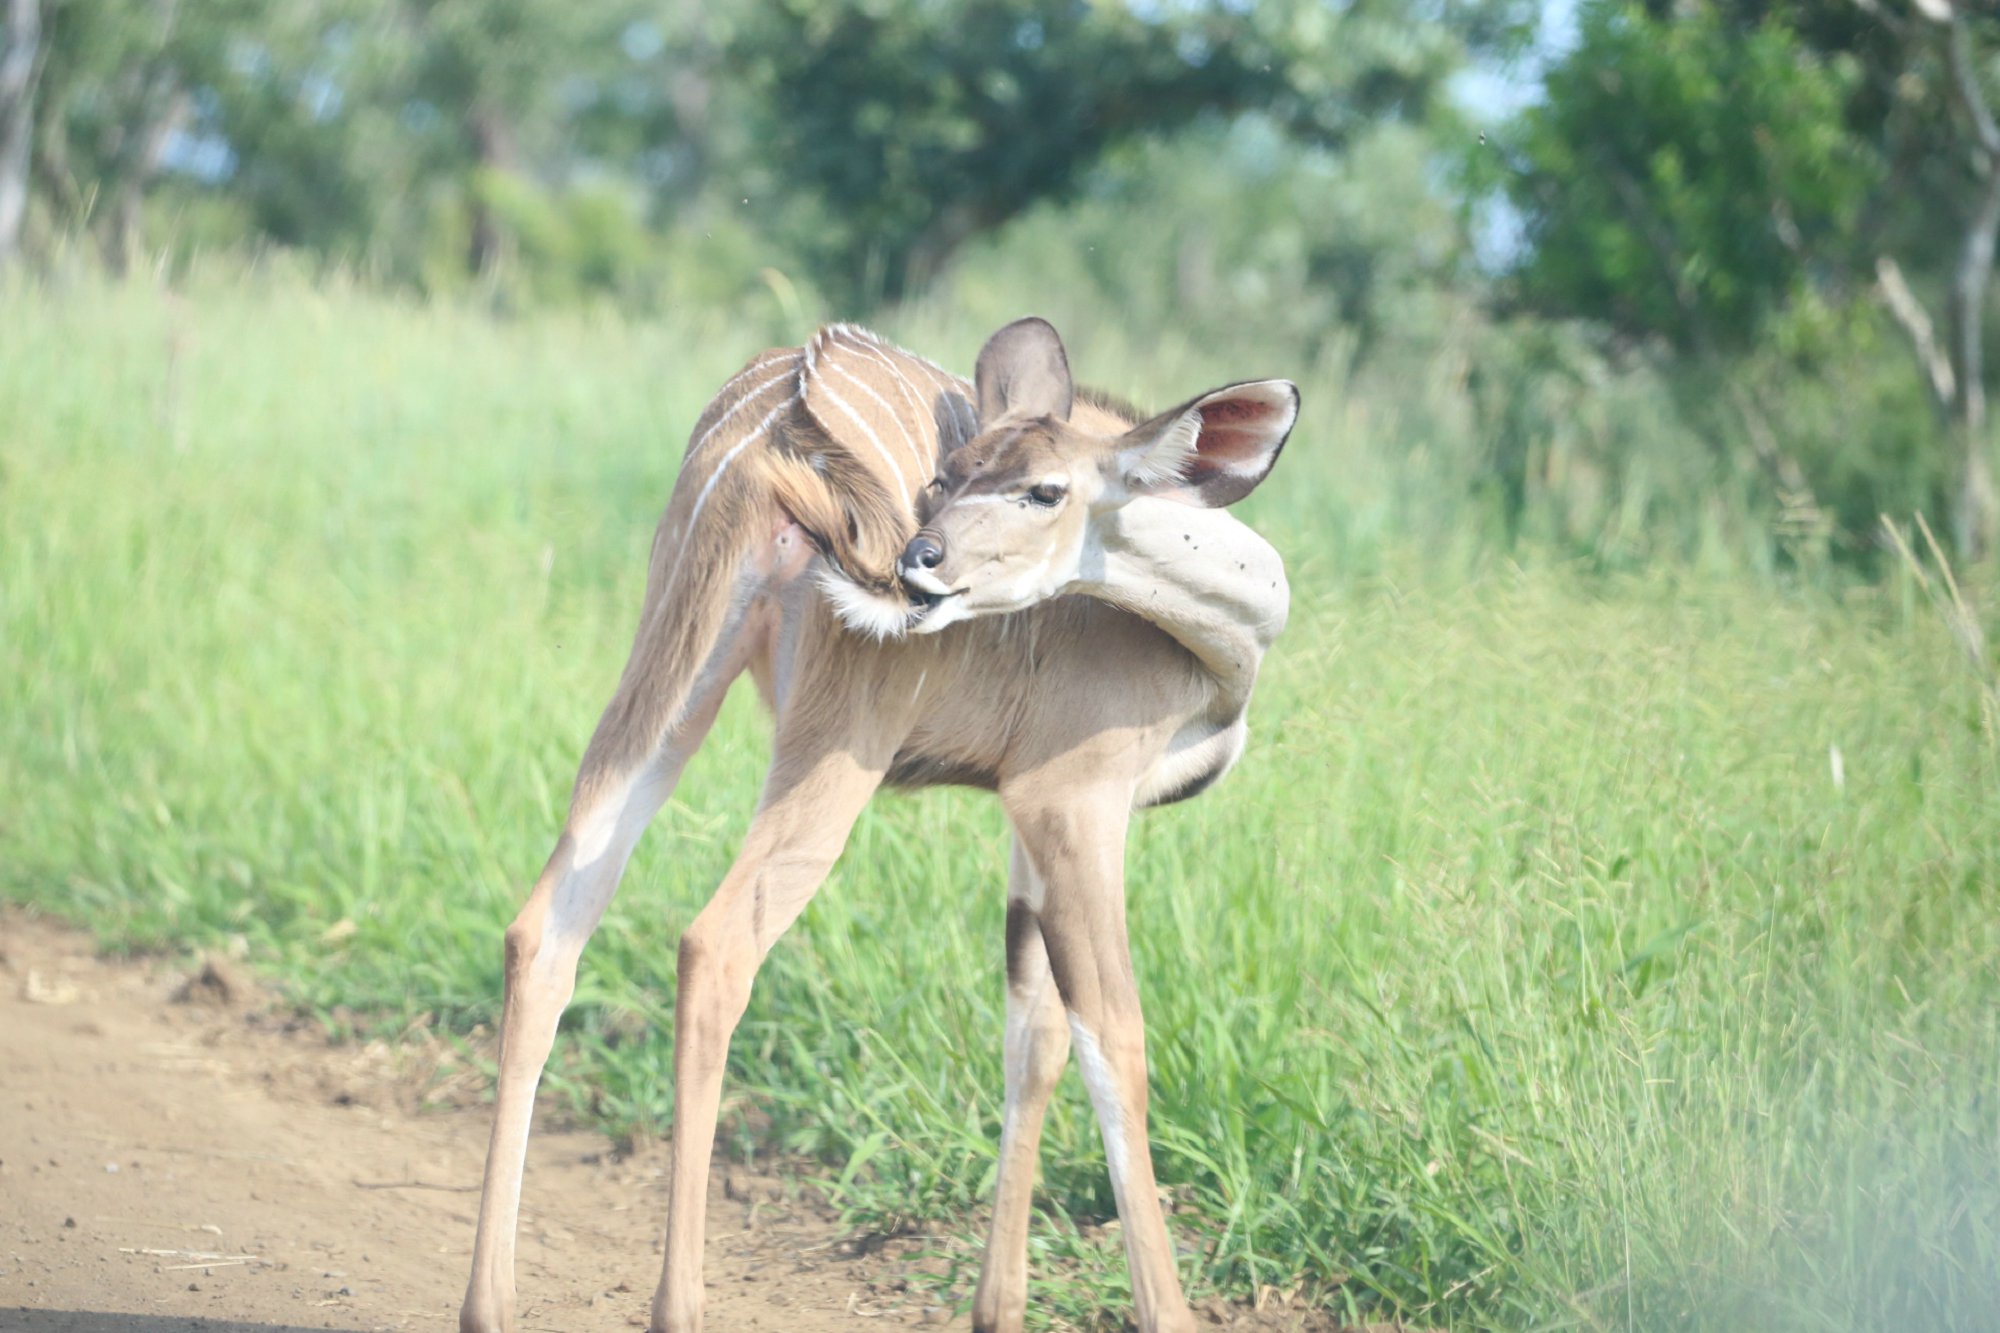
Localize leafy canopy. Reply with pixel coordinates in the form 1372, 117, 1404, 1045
1498, 1, 1875, 353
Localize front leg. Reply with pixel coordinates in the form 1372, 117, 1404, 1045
1006, 789, 1196, 1333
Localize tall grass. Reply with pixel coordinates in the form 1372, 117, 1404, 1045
4, 275, 1999, 1329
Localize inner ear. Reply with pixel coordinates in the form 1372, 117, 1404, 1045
1117, 379, 1299, 508
974, 317, 1074, 427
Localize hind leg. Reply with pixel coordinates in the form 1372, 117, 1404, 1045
973, 835, 1072, 1333
1008, 789, 1196, 1333
460, 631, 751, 1333
650, 655, 912, 1333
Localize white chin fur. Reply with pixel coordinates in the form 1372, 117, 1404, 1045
817, 569, 914, 640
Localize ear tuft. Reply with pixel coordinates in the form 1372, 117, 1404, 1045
1116, 379, 1298, 508
974, 318, 1074, 427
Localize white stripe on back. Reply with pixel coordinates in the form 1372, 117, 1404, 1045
834, 331, 939, 475
823, 354, 927, 483
906, 353, 978, 441
814, 373, 912, 504
833, 326, 977, 444
685, 390, 800, 535
686, 361, 798, 460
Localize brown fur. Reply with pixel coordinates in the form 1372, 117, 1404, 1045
461, 322, 1294, 1333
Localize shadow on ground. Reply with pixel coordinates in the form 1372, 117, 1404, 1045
1, 1312, 362, 1333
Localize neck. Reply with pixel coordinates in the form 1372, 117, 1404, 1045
1071, 498, 1288, 713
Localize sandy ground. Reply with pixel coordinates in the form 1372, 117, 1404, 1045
0, 909, 957, 1333
0, 909, 1359, 1333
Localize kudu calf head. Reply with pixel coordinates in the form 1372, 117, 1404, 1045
895, 317, 1299, 633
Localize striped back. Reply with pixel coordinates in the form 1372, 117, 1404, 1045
798, 324, 979, 513
667, 323, 1137, 636
663, 326, 967, 617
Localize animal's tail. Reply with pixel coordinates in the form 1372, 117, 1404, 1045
564, 338, 928, 800
567, 347, 917, 802
569, 357, 809, 798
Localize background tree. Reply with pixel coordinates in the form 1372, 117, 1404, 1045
1864, 0, 2000, 557
729, 0, 1530, 304
1490, 2, 1874, 527
1498, 0, 2000, 558
0, 0, 40, 268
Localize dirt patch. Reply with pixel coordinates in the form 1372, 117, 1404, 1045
0, 909, 956, 1333
0, 909, 1360, 1332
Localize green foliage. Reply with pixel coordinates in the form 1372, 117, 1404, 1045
1499, 1, 1875, 354
1481, 0, 2000, 557
894, 122, 1797, 570
1737, 295, 1947, 551
910, 117, 1470, 367
732, 0, 1523, 304
11, 0, 1531, 310
1631, 0, 1984, 282
8, 275, 2000, 1330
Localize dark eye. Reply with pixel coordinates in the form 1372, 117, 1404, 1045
1027, 482, 1067, 507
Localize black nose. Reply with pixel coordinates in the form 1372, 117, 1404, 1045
902, 532, 944, 571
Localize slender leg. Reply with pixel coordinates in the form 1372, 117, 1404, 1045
1010, 794, 1196, 1333
973, 837, 1073, 1333
461, 647, 743, 1333
650, 670, 907, 1333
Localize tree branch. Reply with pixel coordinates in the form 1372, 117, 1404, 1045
1942, 4, 2000, 160
1876, 253, 1958, 416
1595, 149, 1711, 354
0, 0, 42, 263
1850, 0, 1909, 42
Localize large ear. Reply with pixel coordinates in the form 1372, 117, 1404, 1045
974, 317, 1074, 427
1114, 379, 1299, 507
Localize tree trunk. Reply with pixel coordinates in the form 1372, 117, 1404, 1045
99, 81, 187, 277
1875, 6, 2000, 560
1950, 156, 2000, 559
465, 103, 516, 280
93, 0, 187, 277
0, 0, 40, 268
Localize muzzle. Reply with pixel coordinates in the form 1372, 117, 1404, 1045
897, 529, 958, 603
899, 530, 944, 582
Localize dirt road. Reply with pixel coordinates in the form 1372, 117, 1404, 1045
0, 909, 947, 1333
1, 910, 1361, 1333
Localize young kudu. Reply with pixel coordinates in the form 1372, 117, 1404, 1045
458, 318, 1299, 1333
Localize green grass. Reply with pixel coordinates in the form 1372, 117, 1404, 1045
5, 274, 2000, 1330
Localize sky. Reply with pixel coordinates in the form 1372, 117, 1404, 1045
1451, 0, 1583, 123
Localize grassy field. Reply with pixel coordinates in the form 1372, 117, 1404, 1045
5, 275, 2000, 1330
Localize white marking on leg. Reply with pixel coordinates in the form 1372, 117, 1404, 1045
1068, 1019, 1132, 1187
1001, 985, 1036, 1130
543, 765, 671, 965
